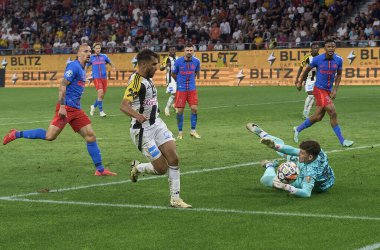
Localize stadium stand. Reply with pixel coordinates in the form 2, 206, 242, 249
0, 0, 374, 55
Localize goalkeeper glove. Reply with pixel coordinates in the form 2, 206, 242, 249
273, 178, 297, 194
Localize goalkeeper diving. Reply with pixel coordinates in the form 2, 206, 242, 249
246, 123, 335, 198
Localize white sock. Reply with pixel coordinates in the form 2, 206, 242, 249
259, 131, 268, 138
303, 95, 313, 115
168, 166, 180, 199
166, 95, 175, 109
306, 95, 315, 115
137, 163, 158, 175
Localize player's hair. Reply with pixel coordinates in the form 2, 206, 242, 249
310, 42, 319, 48
185, 42, 194, 48
136, 49, 159, 64
92, 42, 101, 48
299, 140, 321, 159
324, 38, 335, 45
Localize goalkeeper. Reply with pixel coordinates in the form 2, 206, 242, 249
246, 123, 335, 198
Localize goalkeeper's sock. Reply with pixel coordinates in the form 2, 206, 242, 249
168, 166, 180, 199
176, 113, 184, 132
137, 162, 158, 175
332, 125, 345, 144
190, 113, 197, 130
296, 118, 312, 132
16, 129, 46, 140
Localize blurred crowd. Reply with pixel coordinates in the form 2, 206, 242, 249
0, 0, 373, 55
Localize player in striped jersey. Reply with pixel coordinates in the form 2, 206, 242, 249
160, 46, 178, 116
120, 49, 191, 208
295, 42, 319, 119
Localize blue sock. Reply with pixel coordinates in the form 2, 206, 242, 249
191, 113, 197, 130
333, 125, 345, 144
93, 99, 98, 108
176, 113, 184, 132
296, 118, 312, 132
86, 141, 104, 172
16, 129, 46, 140
98, 101, 103, 112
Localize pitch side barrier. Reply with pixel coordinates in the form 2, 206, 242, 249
1, 47, 379, 87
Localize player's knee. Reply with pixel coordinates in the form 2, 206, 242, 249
86, 134, 96, 142
167, 156, 179, 166
45, 134, 57, 141
260, 175, 275, 188
315, 115, 324, 122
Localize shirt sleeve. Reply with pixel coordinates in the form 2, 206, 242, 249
105, 54, 111, 64
123, 75, 142, 102
292, 179, 314, 197
309, 56, 318, 68
195, 59, 200, 72
338, 57, 343, 70
63, 63, 77, 83
299, 54, 310, 67
172, 60, 179, 74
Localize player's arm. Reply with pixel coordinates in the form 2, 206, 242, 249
159, 57, 170, 71
295, 66, 303, 88
331, 68, 342, 100
297, 65, 312, 91
58, 78, 70, 118
195, 60, 200, 78
273, 177, 314, 197
295, 55, 308, 88
172, 60, 179, 81
120, 80, 147, 123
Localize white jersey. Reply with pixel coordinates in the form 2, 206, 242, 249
123, 72, 159, 129
300, 53, 317, 83
161, 55, 177, 84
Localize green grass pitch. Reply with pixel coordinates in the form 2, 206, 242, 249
0, 86, 379, 249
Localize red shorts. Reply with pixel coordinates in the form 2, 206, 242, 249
93, 78, 108, 92
313, 87, 333, 107
51, 103, 91, 132
175, 90, 198, 108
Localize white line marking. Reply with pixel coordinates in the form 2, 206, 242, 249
357, 243, 380, 250
1, 144, 378, 200
1, 197, 379, 222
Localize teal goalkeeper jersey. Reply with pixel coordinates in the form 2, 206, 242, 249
276, 144, 335, 197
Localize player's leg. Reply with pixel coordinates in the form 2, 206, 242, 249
325, 103, 354, 147
293, 87, 325, 143
74, 112, 116, 176
189, 90, 200, 139
303, 91, 315, 119
3, 106, 66, 145
90, 79, 100, 116
165, 82, 176, 116
97, 79, 107, 117
260, 160, 278, 188
175, 91, 186, 139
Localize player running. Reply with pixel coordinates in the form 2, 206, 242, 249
295, 42, 320, 119
86, 42, 116, 117
294, 38, 354, 147
160, 46, 178, 116
247, 123, 335, 198
3, 44, 117, 176
120, 49, 191, 208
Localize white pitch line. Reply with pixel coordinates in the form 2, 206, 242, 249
1, 144, 379, 200
1, 197, 379, 222
357, 243, 380, 250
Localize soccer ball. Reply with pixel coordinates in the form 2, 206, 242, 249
277, 162, 299, 184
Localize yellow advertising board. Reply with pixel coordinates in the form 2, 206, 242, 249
3, 47, 380, 87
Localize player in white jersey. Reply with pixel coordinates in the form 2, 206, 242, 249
160, 46, 178, 116
295, 43, 319, 119
120, 49, 191, 208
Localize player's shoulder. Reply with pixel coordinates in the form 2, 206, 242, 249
333, 54, 343, 63
192, 56, 201, 64
129, 72, 146, 86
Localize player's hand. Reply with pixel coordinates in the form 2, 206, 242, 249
135, 113, 147, 123
330, 89, 337, 99
295, 80, 302, 91
273, 178, 285, 190
58, 106, 67, 119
